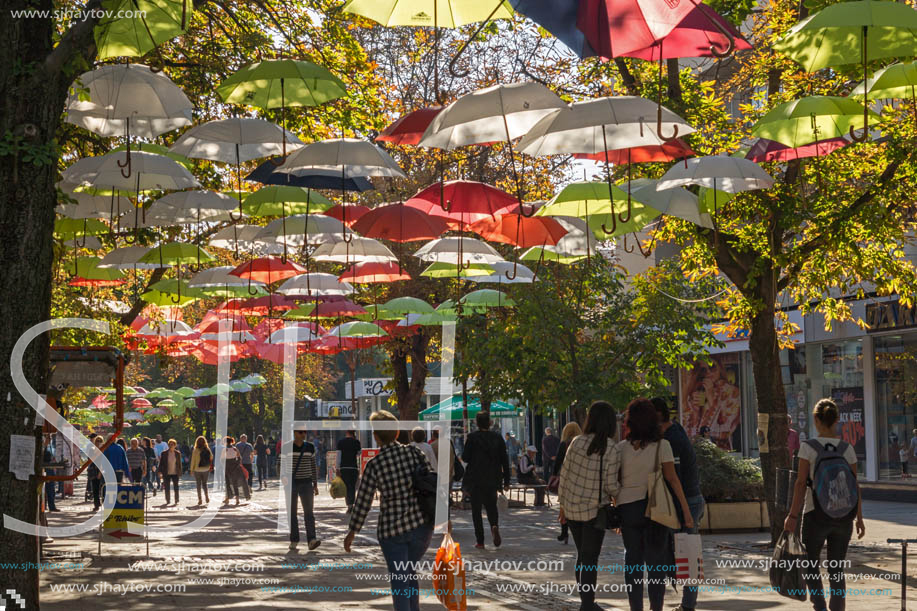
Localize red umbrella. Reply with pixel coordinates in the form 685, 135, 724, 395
68, 277, 126, 287
351, 202, 450, 243
745, 137, 848, 163
131, 397, 153, 410
339, 262, 411, 284
408, 180, 519, 227
469, 214, 568, 248
91, 394, 111, 410
294, 299, 367, 319
194, 312, 252, 336
622, 4, 750, 60
252, 317, 288, 341
218, 294, 299, 316
323, 204, 371, 227
376, 107, 443, 145
578, 0, 696, 59
229, 257, 306, 285
574, 139, 694, 163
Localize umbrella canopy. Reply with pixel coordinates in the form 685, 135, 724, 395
56, 193, 126, 221
622, 4, 751, 60
577, 0, 695, 59
744, 137, 849, 163
277, 138, 407, 178
382, 296, 435, 316
140, 280, 204, 306
219, 294, 299, 316
209, 225, 282, 254
188, 266, 267, 289
323, 204, 372, 227
420, 262, 495, 278
65, 64, 193, 138
419, 81, 566, 149
520, 247, 586, 264
621, 179, 713, 228
467, 260, 536, 284
268, 324, 324, 344
339, 261, 412, 283
245, 161, 376, 191
509, 0, 595, 58
54, 218, 111, 239
256, 214, 351, 247
277, 273, 354, 297
351, 202, 450, 242
326, 321, 389, 338
217, 59, 346, 108
287, 300, 368, 319
155, 190, 240, 218
376, 107, 443, 145
469, 213, 568, 247
135, 319, 195, 337
68, 257, 126, 287
851, 60, 917, 99
516, 96, 695, 157
65, 151, 200, 192
408, 180, 519, 226
94, 0, 192, 59
242, 185, 333, 217
311, 236, 399, 263
420, 396, 520, 421
139, 242, 216, 266
750, 96, 880, 148
229, 257, 306, 284
459, 288, 515, 309
414, 237, 505, 265
536, 181, 627, 217
97, 245, 166, 269
573, 139, 693, 162
170, 118, 304, 163
342, 0, 514, 27
656, 155, 775, 193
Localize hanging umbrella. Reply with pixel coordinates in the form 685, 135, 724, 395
242, 373, 267, 386
155, 190, 241, 220
94, 0, 192, 60
209, 225, 282, 255
139, 242, 215, 266
621, 3, 750, 60
376, 107, 444, 145
577, 0, 695, 59
414, 237, 505, 265
326, 321, 389, 339
311, 236, 399, 264
621, 179, 713, 228
255, 214, 351, 252
69, 256, 126, 287
57, 193, 127, 221
750, 96, 881, 148
242, 185, 334, 217
744, 137, 849, 163
54, 218, 111, 239
407, 180, 519, 224
351, 202, 450, 242
277, 273, 354, 297
189, 266, 268, 289
135, 319, 195, 337
268, 324, 324, 345
509, 0, 595, 58
573, 139, 693, 163
229, 257, 306, 284
851, 60, 917, 130
219, 294, 299, 316
466, 260, 536, 284
323, 204, 372, 227
140, 279, 204, 307
97, 246, 166, 269
286, 300, 368, 320
420, 262, 495, 278
109, 142, 194, 168
382, 297, 435, 316
338, 261, 412, 283
65, 151, 199, 192
774, 0, 917, 141
245, 161, 376, 192
520, 247, 586, 264
468, 214, 568, 247
459, 288, 515, 310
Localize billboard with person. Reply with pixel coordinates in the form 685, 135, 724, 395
679, 353, 743, 452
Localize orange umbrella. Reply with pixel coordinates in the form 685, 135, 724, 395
469, 214, 568, 248
573, 139, 694, 163
339, 262, 411, 283
229, 257, 306, 284
351, 202, 449, 243
322, 203, 370, 227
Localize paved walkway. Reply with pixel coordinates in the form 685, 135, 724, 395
38, 478, 917, 610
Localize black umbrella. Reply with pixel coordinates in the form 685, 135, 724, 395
245, 158, 375, 192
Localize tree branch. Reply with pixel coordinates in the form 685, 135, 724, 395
43, 0, 104, 75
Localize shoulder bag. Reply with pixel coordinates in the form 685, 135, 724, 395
645, 441, 681, 529
590, 444, 621, 530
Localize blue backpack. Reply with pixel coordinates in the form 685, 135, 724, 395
805, 439, 858, 522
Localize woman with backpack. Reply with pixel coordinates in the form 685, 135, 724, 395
190, 436, 213, 505
784, 398, 865, 611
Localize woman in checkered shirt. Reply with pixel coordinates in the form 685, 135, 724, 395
558, 401, 621, 610
344, 410, 434, 611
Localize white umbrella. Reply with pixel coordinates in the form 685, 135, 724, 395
97, 245, 165, 269
256, 214, 350, 246
68, 151, 200, 192
136, 320, 195, 337
277, 273, 353, 297
414, 237, 504, 265
268, 325, 322, 344
209, 224, 283, 255
549, 216, 597, 257
188, 266, 266, 289
61, 235, 102, 250
622, 179, 713, 228
419, 82, 565, 149
467, 261, 536, 284
278, 138, 406, 178
60, 156, 108, 184
155, 190, 240, 221
311, 236, 398, 264
56, 193, 125, 221
656, 155, 774, 193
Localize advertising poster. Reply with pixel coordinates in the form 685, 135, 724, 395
680, 353, 743, 451
360, 448, 380, 473
832, 386, 867, 463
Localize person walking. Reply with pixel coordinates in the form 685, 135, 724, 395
43, 436, 58, 512
190, 436, 212, 505
158, 439, 183, 506
254, 434, 269, 490
336, 429, 361, 512
558, 401, 620, 610
86, 435, 105, 510
653, 397, 704, 611
267, 436, 276, 478
410, 427, 438, 471
542, 427, 560, 481
616, 398, 694, 611
222, 436, 251, 505
141, 437, 157, 497
554, 421, 582, 543
784, 398, 865, 611
518, 445, 547, 506
236, 434, 255, 491
153, 434, 168, 490
462, 411, 511, 549
343, 410, 434, 611
283, 429, 321, 551
126, 438, 147, 486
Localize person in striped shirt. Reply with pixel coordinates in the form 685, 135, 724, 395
283, 429, 320, 551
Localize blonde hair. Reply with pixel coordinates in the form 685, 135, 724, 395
561, 421, 582, 444
370, 410, 399, 445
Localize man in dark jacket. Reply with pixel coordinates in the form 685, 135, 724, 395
541, 427, 560, 480
462, 411, 510, 549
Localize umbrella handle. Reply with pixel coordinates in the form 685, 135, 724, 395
342, 230, 354, 244
633, 232, 653, 258
448, 0, 506, 78
460, 259, 472, 270
657, 109, 679, 142
441, 198, 453, 212
117, 119, 132, 178
600, 215, 617, 236
693, 3, 735, 58
504, 260, 518, 281
518, 201, 536, 217
269, 156, 285, 167
170, 277, 182, 304
850, 26, 870, 143
622, 234, 635, 253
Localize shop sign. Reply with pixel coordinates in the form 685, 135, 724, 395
831, 387, 867, 463
865, 300, 917, 332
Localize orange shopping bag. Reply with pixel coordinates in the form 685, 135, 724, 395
432, 532, 467, 610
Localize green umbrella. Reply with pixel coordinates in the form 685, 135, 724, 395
420, 396, 520, 421
241, 373, 267, 386
242, 186, 333, 217
55, 218, 110, 239
143, 388, 172, 399
420, 262, 494, 278
329, 321, 389, 338
175, 386, 197, 398
230, 380, 252, 392
519, 247, 586, 265
851, 61, 917, 129
94, 0, 192, 60
697, 188, 735, 216
750, 96, 881, 148
196, 283, 269, 298
459, 288, 515, 310
773, 0, 917, 141
109, 143, 193, 169
156, 398, 178, 408
139, 242, 215, 266
381, 296, 435, 316
140, 281, 201, 307
538, 181, 659, 239
351, 304, 399, 321
413, 310, 458, 326
217, 59, 346, 108
71, 256, 126, 282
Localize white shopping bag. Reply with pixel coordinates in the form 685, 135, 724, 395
674, 533, 704, 581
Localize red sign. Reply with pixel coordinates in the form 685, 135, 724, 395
360, 448, 379, 473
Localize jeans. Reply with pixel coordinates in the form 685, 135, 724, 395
163, 473, 179, 504
619, 498, 670, 611
45, 481, 57, 511
379, 523, 434, 611
469, 486, 499, 545
142, 462, 155, 491
290, 479, 316, 543
802, 512, 853, 611
676, 495, 706, 610
194, 470, 210, 502
90, 477, 102, 509
568, 519, 606, 610
256, 457, 267, 488
341, 468, 359, 508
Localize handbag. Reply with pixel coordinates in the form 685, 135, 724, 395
769, 531, 808, 600
645, 441, 681, 529
411, 448, 437, 523
589, 445, 621, 531
547, 475, 560, 494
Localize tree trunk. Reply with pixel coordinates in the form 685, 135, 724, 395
253, 387, 266, 438
390, 331, 430, 421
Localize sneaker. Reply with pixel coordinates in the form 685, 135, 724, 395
308, 539, 321, 551
289, 542, 298, 551
474, 543, 485, 549
491, 525, 502, 548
